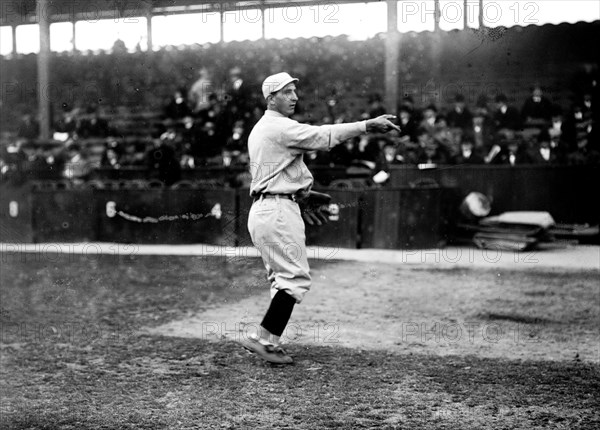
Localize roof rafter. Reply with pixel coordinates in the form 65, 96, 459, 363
0, 0, 375, 26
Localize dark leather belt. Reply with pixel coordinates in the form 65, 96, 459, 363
253, 193, 296, 202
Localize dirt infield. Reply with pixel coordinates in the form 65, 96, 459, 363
1, 249, 599, 429
148, 259, 599, 363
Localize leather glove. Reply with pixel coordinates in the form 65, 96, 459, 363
296, 190, 332, 226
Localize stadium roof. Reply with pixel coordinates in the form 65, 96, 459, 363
0, 0, 374, 26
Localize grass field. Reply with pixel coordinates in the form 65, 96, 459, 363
1, 252, 599, 429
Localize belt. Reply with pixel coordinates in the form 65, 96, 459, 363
253, 193, 296, 202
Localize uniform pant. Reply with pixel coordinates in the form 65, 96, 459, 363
247, 195, 311, 303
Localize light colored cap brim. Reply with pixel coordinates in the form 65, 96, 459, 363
262, 76, 299, 99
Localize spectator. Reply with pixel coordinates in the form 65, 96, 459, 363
563, 104, 593, 149
494, 138, 532, 166
305, 149, 333, 167
0, 140, 28, 182
567, 132, 600, 165
467, 110, 495, 152
474, 94, 492, 118
179, 142, 196, 169
368, 93, 386, 118
399, 95, 419, 121
580, 92, 594, 119
164, 88, 192, 119
223, 120, 249, 166
100, 141, 121, 169
375, 141, 405, 172
578, 92, 598, 151
412, 128, 449, 165
548, 109, 565, 141
77, 107, 109, 138
546, 109, 570, 159
446, 94, 472, 129
177, 116, 203, 154
188, 67, 214, 114
146, 136, 181, 186
54, 106, 78, 136
419, 104, 438, 136
119, 140, 146, 166
416, 142, 449, 165
34, 144, 57, 179
521, 85, 553, 128
529, 130, 560, 165
493, 93, 521, 131
197, 93, 229, 140
196, 94, 220, 123
17, 114, 39, 140
453, 136, 485, 165
224, 66, 254, 124
247, 105, 265, 130
397, 106, 418, 144
329, 138, 355, 166
111, 39, 127, 55
433, 115, 454, 154
352, 135, 380, 169
192, 121, 224, 166
63, 142, 91, 182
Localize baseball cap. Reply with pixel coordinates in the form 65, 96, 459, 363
262, 72, 299, 99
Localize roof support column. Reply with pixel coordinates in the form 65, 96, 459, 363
12, 25, 17, 55
384, 0, 399, 115
37, 0, 51, 140
146, 10, 153, 51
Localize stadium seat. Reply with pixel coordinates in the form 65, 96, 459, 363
30, 180, 72, 191
147, 180, 165, 189
329, 179, 355, 189
194, 179, 225, 189
171, 180, 196, 189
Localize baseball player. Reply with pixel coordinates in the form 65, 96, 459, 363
240, 72, 399, 364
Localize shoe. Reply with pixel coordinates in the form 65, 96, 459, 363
239, 335, 293, 364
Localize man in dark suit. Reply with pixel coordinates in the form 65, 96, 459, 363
521, 85, 553, 128
493, 138, 533, 166
446, 94, 473, 129
493, 93, 521, 131
529, 130, 560, 165
224, 66, 255, 125
397, 106, 418, 145
453, 137, 485, 165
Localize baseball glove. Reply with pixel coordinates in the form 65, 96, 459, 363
296, 190, 332, 226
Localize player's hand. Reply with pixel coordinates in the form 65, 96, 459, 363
297, 191, 332, 226
366, 114, 401, 134
301, 205, 331, 226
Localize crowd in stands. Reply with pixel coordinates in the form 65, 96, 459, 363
3, 78, 597, 187
1, 22, 598, 186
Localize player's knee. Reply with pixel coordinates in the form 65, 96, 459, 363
274, 284, 310, 304
289, 288, 308, 304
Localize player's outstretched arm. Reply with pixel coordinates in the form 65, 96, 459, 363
366, 114, 401, 134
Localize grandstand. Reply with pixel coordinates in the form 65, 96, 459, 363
1, 21, 598, 130
0, 1, 599, 245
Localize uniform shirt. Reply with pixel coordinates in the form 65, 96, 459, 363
248, 110, 367, 196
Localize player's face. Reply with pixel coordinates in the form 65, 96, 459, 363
271, 83, 298, 117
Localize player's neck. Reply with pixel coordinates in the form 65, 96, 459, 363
266, 108, 289, 118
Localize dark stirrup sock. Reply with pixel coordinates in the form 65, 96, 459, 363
261, 290, 297, 337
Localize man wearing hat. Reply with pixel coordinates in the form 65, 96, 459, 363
239, 72, 399, 364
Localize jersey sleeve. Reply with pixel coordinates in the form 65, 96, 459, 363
282, 119, 367, 153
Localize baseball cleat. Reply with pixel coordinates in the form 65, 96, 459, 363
238, 334, 293, 364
